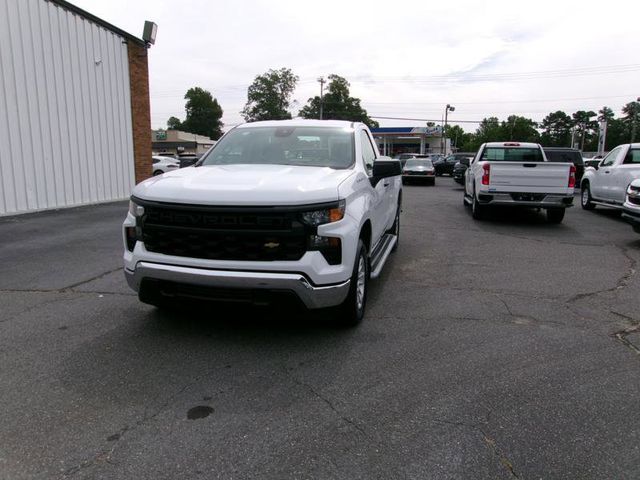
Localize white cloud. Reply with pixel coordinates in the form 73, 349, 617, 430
73, 0, 640, 132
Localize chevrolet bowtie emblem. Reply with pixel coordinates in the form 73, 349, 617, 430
264, 242, 280, 249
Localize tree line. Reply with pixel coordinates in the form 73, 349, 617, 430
164, 68, 639, 153
450, 103, 640, 152
163, 68, 377, 140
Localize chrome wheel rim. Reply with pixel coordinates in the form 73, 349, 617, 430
582, 188, 589, 206
356, 256, 366, 311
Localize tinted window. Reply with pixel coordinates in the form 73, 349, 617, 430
481, 147, 544, 162
623, 149, 640, 164
545, 150, 584, 165
405, 159, 433, 168
202, 126, 355, 169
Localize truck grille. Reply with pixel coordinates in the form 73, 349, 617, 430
140, 203, 308, 261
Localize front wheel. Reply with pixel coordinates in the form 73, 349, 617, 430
546, 207, 565, 223
581, 183, 595, 210
336, 240, 369, 327
389, 203, 401, 252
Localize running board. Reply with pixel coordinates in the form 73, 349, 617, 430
369, 233, 397, 279
591, 200, 622, 209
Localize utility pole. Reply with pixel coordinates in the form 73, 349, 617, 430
443, 104, 455, 155
317, 77, 325, 120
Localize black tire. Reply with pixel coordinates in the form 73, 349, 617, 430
581, 183, 595, 210
153, 170, 163, 176
336, 240, 369, 327
428, 178, 435, 186
546, 207, 565, 223
471, 189, 486, 220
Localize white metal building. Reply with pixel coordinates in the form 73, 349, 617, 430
0, 0, 151, 216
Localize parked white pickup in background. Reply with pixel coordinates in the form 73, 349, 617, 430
581, 143, 640, 210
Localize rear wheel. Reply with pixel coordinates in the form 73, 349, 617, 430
581, 183, 595, 210
153, 170, 163, 176
336, 240, 369, 327
471, 188, 486, 220
546, 207, 565, 223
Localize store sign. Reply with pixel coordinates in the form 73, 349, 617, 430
155, 130, 167, 141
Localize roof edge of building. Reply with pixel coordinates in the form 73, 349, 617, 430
46, 0, 147, 46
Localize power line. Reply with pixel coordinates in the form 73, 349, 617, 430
371, 116, 483, 123
365, 94, 637, 106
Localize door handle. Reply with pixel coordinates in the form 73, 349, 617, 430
383, 182, 390, 187
604, 170, 611, 174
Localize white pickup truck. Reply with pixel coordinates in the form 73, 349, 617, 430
463, 142, 576, 223
580, 143, 640, 210
123, 120, 402, 325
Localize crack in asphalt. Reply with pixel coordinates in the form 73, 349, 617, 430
568, 246, 636, 303
0, 267, 124, 296
426, 409, 520, 479
482, 433, 520, 479
611, 323, 640, 356
60, 374, 207, 479
287, 375, 366, 435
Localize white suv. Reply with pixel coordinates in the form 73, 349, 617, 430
123, 120, 402, 325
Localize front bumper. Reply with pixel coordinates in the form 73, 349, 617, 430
622, 204, 640, 231
125, 262, 351, 309
477, 192, 574, 208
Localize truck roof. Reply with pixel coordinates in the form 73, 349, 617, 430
236, 119, 357, 129
484, 142, 540, 148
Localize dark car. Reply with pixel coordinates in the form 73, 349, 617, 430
402, 158, 436, 185
543, 147, 585, 183
436, 152, 475, 176
452, 156, 473, 184
394, 153, 432, 168
177, 153, 201, 168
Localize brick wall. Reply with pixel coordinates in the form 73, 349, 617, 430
127, 41, 152, 184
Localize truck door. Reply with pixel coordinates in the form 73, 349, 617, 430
360, 129, 389, 244
611, 147, 640, 203
591, 146, 622, 200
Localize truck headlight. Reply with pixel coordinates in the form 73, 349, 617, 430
300, 200, 345, 226
129, 200, 145, 217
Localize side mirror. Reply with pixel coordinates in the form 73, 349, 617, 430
371, 158, 402, 185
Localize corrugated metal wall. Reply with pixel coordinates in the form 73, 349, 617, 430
0, 0, 135, 216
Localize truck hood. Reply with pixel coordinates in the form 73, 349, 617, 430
133, 164, 355, 206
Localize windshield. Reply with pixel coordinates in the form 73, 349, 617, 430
405, 159, 433, 168
201, 126, 354, 169
481, 147, 544, 162
545, 150, 583, 165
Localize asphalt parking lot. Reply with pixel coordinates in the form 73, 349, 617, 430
1, 177, 639, 480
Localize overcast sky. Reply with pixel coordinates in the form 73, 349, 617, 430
74, 0, 640, 132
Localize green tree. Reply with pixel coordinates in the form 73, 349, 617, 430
540, 111, 573, 147
444, 124, 468, 150
598, 106, 615, 122
571, 110, 597, 150
500, 115, 540, 142
298, 74, 378, 128
179, 87, 224, 140
166, 116, 182, 130
622, 100, 640, 142
474, 117, 502, 145
241, 68, 299, 122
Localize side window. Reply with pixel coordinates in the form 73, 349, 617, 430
360, 130, 376, 175
601, 147, 621, 167
623, 149, 640, 165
